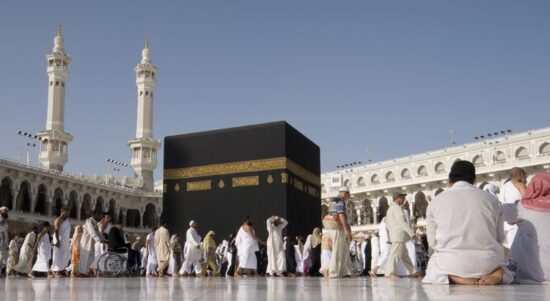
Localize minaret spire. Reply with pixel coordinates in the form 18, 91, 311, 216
36, 26, 73, 171
128, 39, 161, 191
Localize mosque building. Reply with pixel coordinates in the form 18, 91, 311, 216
0, 27, 162, 235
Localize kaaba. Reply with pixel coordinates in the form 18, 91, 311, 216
163, 121, 321, 240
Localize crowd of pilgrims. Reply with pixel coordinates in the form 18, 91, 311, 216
1, 161, 550, 285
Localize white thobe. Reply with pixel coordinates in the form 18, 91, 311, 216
51, 219, 71, 271
266, 217, 288, 275
180, 227, 202, 274
79, 218, 103, 274
499, 181, 522, 248
423, 181, 513, 284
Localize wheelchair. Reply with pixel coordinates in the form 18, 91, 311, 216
97, 247, 140, 277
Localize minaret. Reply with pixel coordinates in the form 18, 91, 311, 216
37, 26, 73, 171
127, 39, 161, 191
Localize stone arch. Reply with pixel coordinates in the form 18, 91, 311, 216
81, 194, 92, 220
343, 179, 351, 188
434, 188, 444, 196
413, 192, 429, 219
95, 196, 104, 213
362, 199, 374, 224
515, 147, 529, 159
143, 203, 158, 228
417, 165, 428, 177
35, 184, 48, 215
357, 177, 365, 187
108, 199, 117, 223
540, 142, 550, 155
434, 162, 446, 174
126, 209, 141, 228
401, 168, 411, 179
52, 187, 64, 217
0, 177, 14, 209
16, 181, 32, 212
494, 151, 506, 163
385, 171, 395, 182
479, 181, 489, 189
472, 155, 484, 167
371, 174, 380, 184
67, 191, 78, 219
378, 197, 389, 221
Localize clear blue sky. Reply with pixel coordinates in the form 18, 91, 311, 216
0, 1, 549, 180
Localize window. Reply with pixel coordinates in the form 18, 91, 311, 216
386, 171, 395, 182
494, 151, 506, 163
417, 165, 428, 176
515, 147, 529, 159
434, 162, 445, 174
401, 169, 411, 179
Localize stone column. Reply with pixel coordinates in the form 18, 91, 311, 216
372, 205, 378, 224
11, 183, 20, 211
76, 195, 83, 220
46, 192, 53, 217
356, 208, 362, 225
121, 208, 128, 226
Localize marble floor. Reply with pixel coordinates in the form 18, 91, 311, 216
1, 277, 549, 301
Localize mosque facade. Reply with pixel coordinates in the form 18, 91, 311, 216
321, 128, 550, 236
0, 27, 162, 235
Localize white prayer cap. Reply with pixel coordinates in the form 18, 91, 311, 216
189, 220, 196, 227
338, 186, 350, 193
135, 236, 141, 240
0, 206, 8, 212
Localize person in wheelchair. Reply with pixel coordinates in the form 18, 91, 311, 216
107, 222, 140, 273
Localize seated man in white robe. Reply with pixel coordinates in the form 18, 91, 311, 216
423, 160, 513, 285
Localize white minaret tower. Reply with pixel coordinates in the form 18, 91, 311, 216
37, 26, 73, 171
128, 39, 161, 191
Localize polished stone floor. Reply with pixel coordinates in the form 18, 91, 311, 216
1, 277, 549, 300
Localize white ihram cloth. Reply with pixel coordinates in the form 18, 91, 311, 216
32, 234, 52, 272
500, 181, 522, 248
13, 231, 37, 274
503, 203, 550, 284
51, 219, 71, 271
376, 218, 390, 271
236, 226, 259, 269
370, 235, 380, 270
266, 217, 288, 275
180, 227, 202, 274
145, 232, 158, 275
320, 249, 332, 272
423, 181, 513, 284
79, 218, 103, 274
294, 245, 304, 273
